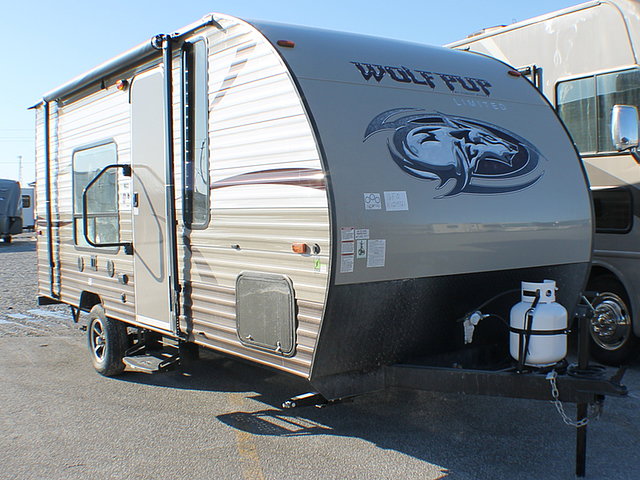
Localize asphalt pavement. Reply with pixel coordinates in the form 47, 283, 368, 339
1, 233, 639, 479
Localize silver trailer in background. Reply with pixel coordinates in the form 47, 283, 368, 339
33, 13, 627, 476
21, 187, 34, 231
448, 0, 640, 365
0, 179, 23, 243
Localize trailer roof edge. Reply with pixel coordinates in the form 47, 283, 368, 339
41, 13, 223, 103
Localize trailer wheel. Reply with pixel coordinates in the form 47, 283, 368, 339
588, 275, 640, 365
87, 305, 128, 376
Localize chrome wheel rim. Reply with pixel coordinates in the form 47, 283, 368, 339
90, 319, 107, 362
590, 293, 632, 351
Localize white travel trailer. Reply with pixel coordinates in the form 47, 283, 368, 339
35, 15, 633, 475
0, 179, 22, 243
448, 0, 640, 365
35, 13, 616, 403
21, 186, 34, 231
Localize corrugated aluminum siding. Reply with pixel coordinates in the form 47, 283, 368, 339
35, 17, 330, 379
36, 85, 137, 322
179, 18, 330, 377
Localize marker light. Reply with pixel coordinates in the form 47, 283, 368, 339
507, 70, 522, 77
277, 40, 296, 48
116, 79, 129, 90
292, 243, 308, 254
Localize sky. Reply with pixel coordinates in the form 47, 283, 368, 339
1, 0, 584, 185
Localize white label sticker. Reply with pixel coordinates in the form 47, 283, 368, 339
341, 227, 355, 241
355, 229, 370, 240
364, 193, 382, 210
367, 239, 386, 268
340, 255, 354, 273
119, 180, 132, 209
384, 191, 409, 211
356, 239, 368, 259
341, 241, 355, 254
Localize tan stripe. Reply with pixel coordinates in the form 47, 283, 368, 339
227, 393, 266, 480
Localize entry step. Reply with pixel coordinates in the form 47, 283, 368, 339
123, 351, 178, 374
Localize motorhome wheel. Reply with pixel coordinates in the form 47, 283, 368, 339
588, 276, 640, 365
87, 305, 128, 376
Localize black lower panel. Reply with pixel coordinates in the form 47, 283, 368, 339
310, 262, 589, 399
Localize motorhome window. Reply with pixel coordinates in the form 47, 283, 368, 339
21, 195, 30, 208
592, 187, 632, 233
182, 39, 210, 229
72, 143, 119, 247
596, 70, 640, 152
557, 77, 597, 152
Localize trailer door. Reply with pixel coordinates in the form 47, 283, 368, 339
130, 68, 172, 332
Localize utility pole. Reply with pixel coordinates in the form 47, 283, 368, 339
18, 155, 22, 184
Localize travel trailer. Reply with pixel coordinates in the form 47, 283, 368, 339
34, 14, 628, 476
448, 0, 640, 365
0, 179, 23, 243
21, 187, 34, 231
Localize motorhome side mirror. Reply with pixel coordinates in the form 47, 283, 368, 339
611, 105, 639, 151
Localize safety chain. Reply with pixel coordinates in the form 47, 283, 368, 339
546, 371, 602, 427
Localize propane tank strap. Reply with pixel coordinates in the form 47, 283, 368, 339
509, 326, 569, 335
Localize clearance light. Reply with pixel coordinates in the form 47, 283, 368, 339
116, 79, 129, 90
507, 70, 522, 77
277, 40, 296, 48
292, 243, 308, 254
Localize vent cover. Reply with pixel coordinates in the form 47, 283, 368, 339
236, 272, 296, 356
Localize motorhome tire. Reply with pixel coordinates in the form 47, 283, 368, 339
87, 305, 128, 376
588, 275, 640, 365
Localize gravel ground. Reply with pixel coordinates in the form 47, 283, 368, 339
1, 232, 639, 479
0, 232, 78, 337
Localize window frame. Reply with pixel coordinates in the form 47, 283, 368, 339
71, 140, 121, 252
181, 36, 211, 230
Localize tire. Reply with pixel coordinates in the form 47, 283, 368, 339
87, 305, 128, 376
588, 275, 640, 365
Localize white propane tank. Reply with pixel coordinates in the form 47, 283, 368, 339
509, 280, 568, 367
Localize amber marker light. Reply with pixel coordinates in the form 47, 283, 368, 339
507, 70, 522, 77
277, 40, 296, 48
116, 79, 129, 90
292, 243, 308, 254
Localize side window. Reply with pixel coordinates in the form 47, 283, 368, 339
593, 187, 633, 234
557, 69, 640, 154
72, 143, 119, 246
596, 70, 640, 152
557, 77, 597, 153
182, 39, 210, 229
21, 195, 31, 208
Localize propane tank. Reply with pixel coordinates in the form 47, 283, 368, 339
509, 280, 567, 367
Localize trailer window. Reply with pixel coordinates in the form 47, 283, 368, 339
182, 39, 210, 229
72, 143, 119, 247
21, 195, 30, 208
557, 77, 597, 153
593, 187, 633, 234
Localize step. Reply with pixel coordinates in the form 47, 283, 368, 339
123, 352, 178, 374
